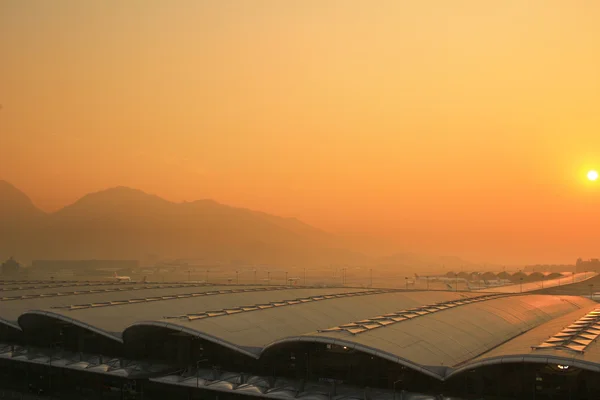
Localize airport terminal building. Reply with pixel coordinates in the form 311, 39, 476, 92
1, 280, 600, 399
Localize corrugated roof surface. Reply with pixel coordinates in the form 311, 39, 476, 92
1, 285, 252, 324
307, 295, 593, 370
22, 287, 373, 337
449, 301, 600, 375
3, 284, 600, 380
119, 293, 594, 377
475, 272, 596, 294
0, 282, 214, 298
317, 293, 508, 335
133, 291, 480, 352
0, 281, 142, 295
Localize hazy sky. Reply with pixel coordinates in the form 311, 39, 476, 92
1, 1, 600, 264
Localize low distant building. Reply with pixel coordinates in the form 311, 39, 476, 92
524, 264, 575, 273
31, 259, 139, 276
575, 258, 600, 273
1, 257, 21, 275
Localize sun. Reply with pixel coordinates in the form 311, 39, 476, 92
588, 170, 599, 181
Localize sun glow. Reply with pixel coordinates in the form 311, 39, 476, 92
588, 170, 599, 181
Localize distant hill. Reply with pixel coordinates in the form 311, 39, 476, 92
0, 181, 47, 258
0, 181, 490, 270
0, 183, 367, 265
0, 180, 46, 222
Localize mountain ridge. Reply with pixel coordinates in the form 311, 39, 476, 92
0, 181, 482, 270
0, 182, 363, 265
0, 180, 46, 220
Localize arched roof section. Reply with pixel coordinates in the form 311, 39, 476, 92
123, 321, 259, 359
268, 335, 446, 379
259, 295, 594, 378
0, 317, 23, 343
457, 272, 470, 280
124, 294, 595, 382
497, 271, 511, 280
480, 272, 498, 280
124, 321, 446, 379
445, 302, 600, 379
446, 354, 600, 380
11, 287, 370, 342
122, 291, 472, 359
0, 317, 21, 332
511, 271, 528, 281
527, 272, 545, 281
18, 310, 123, 344
261, 336, 445, 380
467, 272, 480, 280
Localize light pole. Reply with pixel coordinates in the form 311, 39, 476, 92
370, 268, 373, 288
267, 271, 271, 285
285, 271, 288, 285
206, 269, 209, 283
188, 269, 191, 282
304, 268, 307, 286
405, 277, 408, 290
455, 273, 458, 292
393, 378, 404, 400
48, 353, 53, 392
520, 277, 523, 293
254, 269, 257, 284
236, 270, 239, 285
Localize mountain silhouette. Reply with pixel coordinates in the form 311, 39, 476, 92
0, 182, 485, 270
0, 180, 45, 222
0, 181, 47, 258
1, 182, 366, 265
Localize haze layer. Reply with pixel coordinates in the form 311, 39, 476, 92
1, 1, 600, 264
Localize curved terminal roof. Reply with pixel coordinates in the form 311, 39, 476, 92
125, 290, 475, 359
0, 281, 148, 295
18, 287, 376, 339
2, 283, 248, 327
448, 302, 600, 377
2, 281, 599, 380
290, 295, 592, 377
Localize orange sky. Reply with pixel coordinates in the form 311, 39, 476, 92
1, 1, 600, 264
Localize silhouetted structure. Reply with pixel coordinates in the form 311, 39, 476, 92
31, 260, 139, 276
575, 258, 600, 273
524, 264, 575, 273
1, 257, 20, 275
